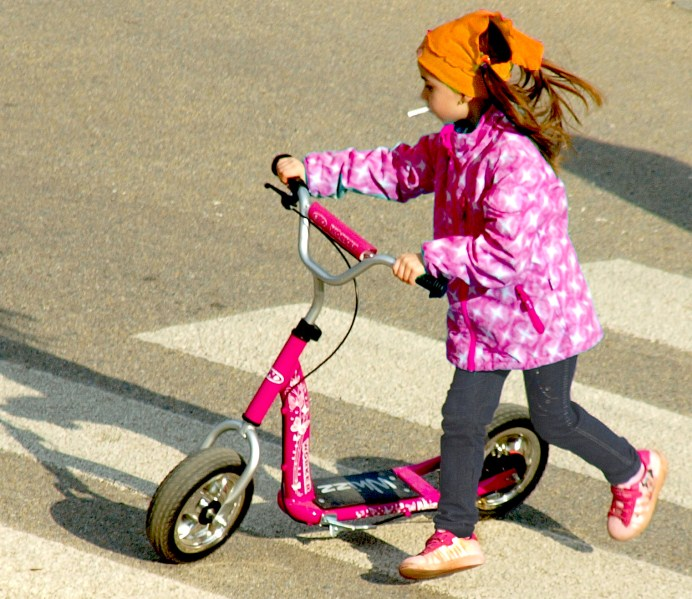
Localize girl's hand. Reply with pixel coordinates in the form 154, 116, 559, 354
275, 156, 306, 185
393, 252, 426, 285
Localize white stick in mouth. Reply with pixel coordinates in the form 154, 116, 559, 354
407, 106, 430, 118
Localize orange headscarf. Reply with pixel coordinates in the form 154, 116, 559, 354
417, 10, 544, 98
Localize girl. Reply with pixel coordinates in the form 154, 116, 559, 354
275, 9, 667, 580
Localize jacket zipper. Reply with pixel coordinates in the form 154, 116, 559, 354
459, 285, 477, 371
515, 285, 545, 334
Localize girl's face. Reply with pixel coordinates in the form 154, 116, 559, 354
419, 66, 470, 123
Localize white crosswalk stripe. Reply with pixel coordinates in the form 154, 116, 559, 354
582, 259, 691, 353
0, 524, 229, 599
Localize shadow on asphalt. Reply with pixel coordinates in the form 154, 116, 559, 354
499, 503, 593, 553
0, 336, 224, 429
45, 462, 157, 561
0, 334, 240, 563
565, 136, 691, 231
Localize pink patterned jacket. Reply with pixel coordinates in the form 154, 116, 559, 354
304, 108, 602, 371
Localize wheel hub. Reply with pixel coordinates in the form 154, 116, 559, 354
477, 427, 542, 512
198, 500, 222, 525
173, 472, 243, 554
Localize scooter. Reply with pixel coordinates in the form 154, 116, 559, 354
145, 172, 549, 564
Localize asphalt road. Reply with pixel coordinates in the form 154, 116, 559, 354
1, 1, 690, 598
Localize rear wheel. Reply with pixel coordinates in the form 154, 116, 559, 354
146, 447, 254, 563
477, 404, 548, 518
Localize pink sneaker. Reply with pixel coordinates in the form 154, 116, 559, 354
608, 449, 668, 541
398, 530, 485, 580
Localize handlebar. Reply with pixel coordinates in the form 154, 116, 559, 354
268, 158, 447, 298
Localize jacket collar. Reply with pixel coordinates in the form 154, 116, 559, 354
438, 107, 508, 157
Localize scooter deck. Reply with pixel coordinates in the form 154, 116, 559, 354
313, 469, 420, 509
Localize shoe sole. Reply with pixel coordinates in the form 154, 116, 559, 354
399, 555, 485, 580
609, 450, 668, 542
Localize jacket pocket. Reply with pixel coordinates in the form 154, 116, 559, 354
515, 285, 545, 334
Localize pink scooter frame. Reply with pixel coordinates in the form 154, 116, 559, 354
238, 328, 518, 534
245, 331, 443, 532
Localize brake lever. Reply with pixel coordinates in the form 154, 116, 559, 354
264, 182, 297, 210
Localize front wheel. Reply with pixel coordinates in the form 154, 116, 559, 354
477, 403, 548, 518
146, 447, 254, 563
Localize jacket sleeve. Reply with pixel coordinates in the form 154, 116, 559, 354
421, 148, 545, 289
303, 134, 438, 202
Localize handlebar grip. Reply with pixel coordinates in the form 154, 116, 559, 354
287, 177, 306, 195
415, 274, 448, 298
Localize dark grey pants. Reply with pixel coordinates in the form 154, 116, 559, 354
434, 355, 641, 538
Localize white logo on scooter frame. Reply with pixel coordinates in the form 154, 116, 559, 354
266, 368, 284, 385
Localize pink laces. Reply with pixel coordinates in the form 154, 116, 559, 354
422, 530, 475, 554
609, 486, 641, 526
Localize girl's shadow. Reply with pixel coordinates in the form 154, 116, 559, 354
566, 136, 691, 231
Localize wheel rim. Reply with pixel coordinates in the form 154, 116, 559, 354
477, 426, 542, 511
174, 472, 243, 553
